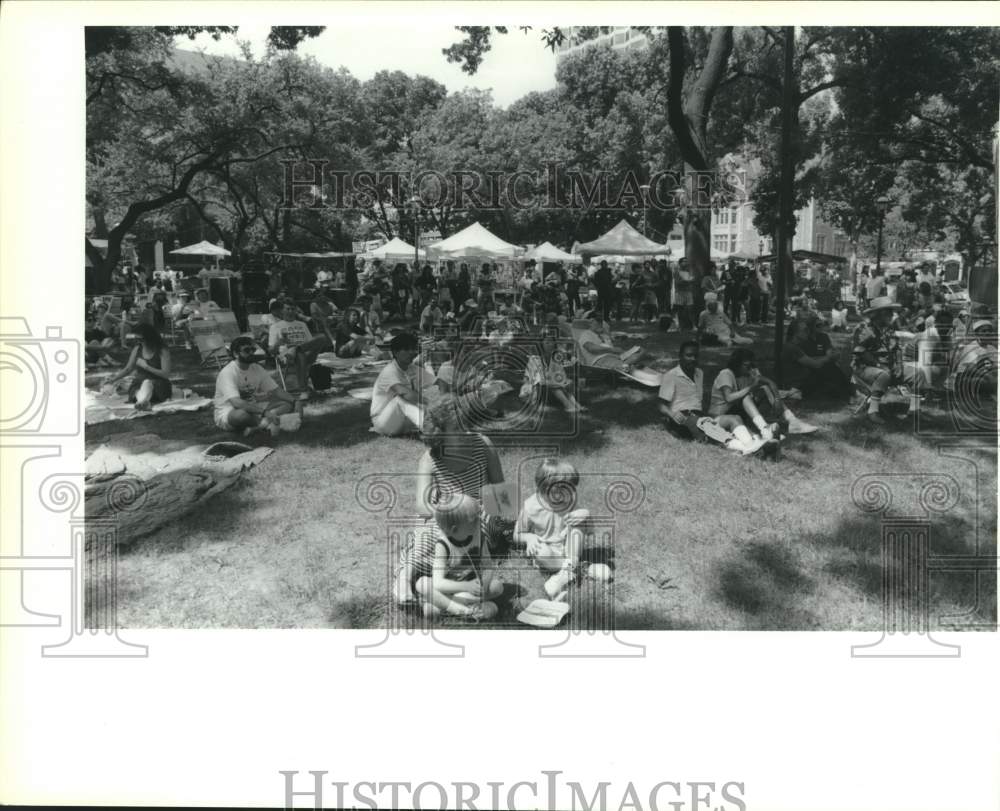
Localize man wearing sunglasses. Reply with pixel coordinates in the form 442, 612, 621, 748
213, 336, 305, 437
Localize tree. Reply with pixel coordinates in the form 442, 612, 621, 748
86, 26, 324, 290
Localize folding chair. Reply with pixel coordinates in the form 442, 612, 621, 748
188, 322, 229, 368
191, 333, 228, 369
851, 373, 908, 416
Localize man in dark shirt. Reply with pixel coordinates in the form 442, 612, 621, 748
594, 260, 614, 322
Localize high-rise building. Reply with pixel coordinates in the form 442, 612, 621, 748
555, 27, 649, 62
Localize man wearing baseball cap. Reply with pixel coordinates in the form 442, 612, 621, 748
697, 291, 753, 347
852, 296, 928, 424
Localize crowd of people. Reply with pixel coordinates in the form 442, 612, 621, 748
88, 251, 995, 620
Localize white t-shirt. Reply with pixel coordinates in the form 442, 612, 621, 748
708, 368, 739, 416
213, 361, 278, 418
268, 319, 312, 351
370, 359, 417, 418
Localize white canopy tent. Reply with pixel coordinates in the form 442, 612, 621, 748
573, 220, 670, 257
523, 241, 581, 263
364, 236, 425, 261
426, 221, 523, 259
170, 240, 231, 269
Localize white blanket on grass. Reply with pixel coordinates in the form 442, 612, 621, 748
85, 390, 212, 425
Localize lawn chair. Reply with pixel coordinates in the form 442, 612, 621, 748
850, 373, 908, 417
247, 313, 270, 345
188, 321, 229, 369
162, 314, 185, 347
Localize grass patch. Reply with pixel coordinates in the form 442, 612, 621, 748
86, 320, 997, 630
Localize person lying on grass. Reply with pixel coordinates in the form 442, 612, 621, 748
708, 348, 818, 440
658, 340, 775, 457
213, 336, 304, 437
575, 309, 645, 371
104, 323, 173, 411
696, 292, 753, 347
399, 494, 503, 621
514, 457, 610, 602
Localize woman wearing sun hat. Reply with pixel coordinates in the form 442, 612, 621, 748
851, 295, 927, 424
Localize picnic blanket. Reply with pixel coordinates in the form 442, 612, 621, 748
85, 434, 274, 546
85, 389, 213, 425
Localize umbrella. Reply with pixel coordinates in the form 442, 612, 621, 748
170, 240, 231, 270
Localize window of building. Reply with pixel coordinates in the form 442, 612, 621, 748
716, 208, 729, 225
730, 234, 738, 252
713, 235, 728, 252
816, 235, 826, 253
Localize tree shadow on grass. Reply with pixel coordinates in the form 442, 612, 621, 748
804, 514, 996, 630
713, 541, 821, 629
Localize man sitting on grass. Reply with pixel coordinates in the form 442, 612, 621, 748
213, 336, 304, 437
268, 299, 333, 390
697, 292, 752, 347
658, 340, 771, 456
370, 332, 426, 436
851, 296, 928, 425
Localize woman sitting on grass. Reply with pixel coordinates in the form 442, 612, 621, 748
521, 332, 585, 413
415, 396, 506, 517
334, 308, 370, 358
708, 348, 818, 439
104, 323, 173, 411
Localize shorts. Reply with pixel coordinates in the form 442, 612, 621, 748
214, 406, 236, 430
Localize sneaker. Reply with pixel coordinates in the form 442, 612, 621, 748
544, 565, 576, 599
739, 436, 766, 456
787, 417, 819, 434
760, 422, 780, 442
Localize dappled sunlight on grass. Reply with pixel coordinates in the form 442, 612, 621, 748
94, 319, 996, 630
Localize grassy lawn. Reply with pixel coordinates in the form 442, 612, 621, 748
86, 319, 998, 630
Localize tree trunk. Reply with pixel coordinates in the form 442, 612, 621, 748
666, 26, 734, 282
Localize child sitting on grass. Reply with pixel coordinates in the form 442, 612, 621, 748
398, 494, 503, 621
515, 458, 610, 600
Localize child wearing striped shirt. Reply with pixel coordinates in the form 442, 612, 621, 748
396, 495, 503, 621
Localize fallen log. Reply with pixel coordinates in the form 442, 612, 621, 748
85, 434, 274, 546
